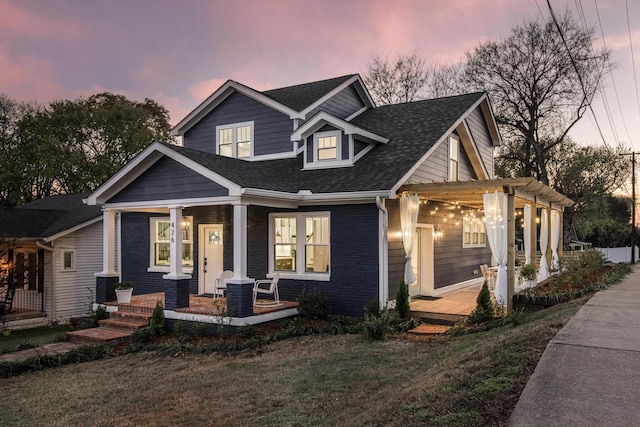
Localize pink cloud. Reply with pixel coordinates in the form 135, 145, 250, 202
188, 79, 228, 102
0, 1, 85, 41
0, 44, 65, 103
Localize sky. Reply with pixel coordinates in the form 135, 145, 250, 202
1, 0, 640, 155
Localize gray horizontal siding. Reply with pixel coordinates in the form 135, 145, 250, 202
387, 199, 491, 296
108, 157, 228, 203
466, 107, 495, 177
406, 133, 477, 184
184, 91, 293, 157
304, 84, 365, 120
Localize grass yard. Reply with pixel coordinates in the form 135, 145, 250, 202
0, 296, 588, 427
0, 325, 70, 354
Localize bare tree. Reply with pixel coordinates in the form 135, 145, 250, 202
464, 12, 610, 185
364, 51, 429, 105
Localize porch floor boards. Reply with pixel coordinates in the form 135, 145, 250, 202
104, 293, 298, 316
410, 283, 482, 327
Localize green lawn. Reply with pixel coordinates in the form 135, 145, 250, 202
0, 325, 70, 354
0, 297, 588, 427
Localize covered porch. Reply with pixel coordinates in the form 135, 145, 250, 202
399, 177, 574, 310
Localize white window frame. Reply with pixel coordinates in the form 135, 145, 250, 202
462, 217, 486, 248
61, 249, 75, 271
307, 130, 345, 168
268, 212, 331, 281
449, 135, 459, 182
216, 121, 254, 159
148, 217, 194, 273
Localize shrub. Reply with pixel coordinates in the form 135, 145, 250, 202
468, 281, 494, 325
149, 301, 165, 336
237, 324, 259, 338
89, 305, 108, 328
364, 299, 381, 318
363, 309, 392, 341
395, 281, 410, 320
297, 289, 329, 320
174, 321, 188, 342
194, 322, 208, 338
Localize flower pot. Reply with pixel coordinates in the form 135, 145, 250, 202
116, 288, 133, 304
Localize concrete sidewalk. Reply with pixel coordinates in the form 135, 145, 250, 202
509, 263, 640, 426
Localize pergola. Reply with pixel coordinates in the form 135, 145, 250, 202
399, 177, 574, 310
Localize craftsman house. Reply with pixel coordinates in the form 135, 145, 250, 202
87, 74, 571, 319
0, 194, 103, 327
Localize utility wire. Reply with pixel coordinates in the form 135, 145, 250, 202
627, 0, 640, 123
546, 0, 610, 147
594, 0, 634, 145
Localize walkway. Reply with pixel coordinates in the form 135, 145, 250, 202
509, 263, 640, 426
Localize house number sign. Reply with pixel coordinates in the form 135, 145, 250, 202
170, 222, 175, 243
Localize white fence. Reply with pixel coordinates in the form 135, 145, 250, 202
596, 246, 640, 264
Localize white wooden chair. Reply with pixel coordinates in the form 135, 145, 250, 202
214, 270, 234, 300
480, 264, 496, 290
253, 273, 280, 306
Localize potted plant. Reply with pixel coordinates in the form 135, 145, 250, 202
114, 281, 134, 304
519, 264, 537, 289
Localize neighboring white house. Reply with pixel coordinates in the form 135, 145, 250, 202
0, 194, 104, 327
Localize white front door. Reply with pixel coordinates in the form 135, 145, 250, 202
408, 225, 435, 297
199, 224, 224, 294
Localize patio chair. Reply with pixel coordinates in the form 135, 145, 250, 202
253, 273, 280, 307
214, 270, 234, 300
480, 264, 496, 291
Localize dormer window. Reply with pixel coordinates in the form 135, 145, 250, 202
216, 121, 253, 158
315, 132, 339, 161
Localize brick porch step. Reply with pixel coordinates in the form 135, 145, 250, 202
99, 316, 150, 332
67, 328, 132, 344
408, 324, 451, 335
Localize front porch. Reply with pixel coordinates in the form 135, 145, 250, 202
410, 282, 482, 325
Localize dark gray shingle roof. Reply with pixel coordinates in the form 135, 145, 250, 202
165, 92, 485, 194
0, 193, 102, 239
262, 75, 356, 111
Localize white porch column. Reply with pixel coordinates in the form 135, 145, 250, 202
233, 203, 248, 280
163, 206, 191, 280
98, 209, 117, 276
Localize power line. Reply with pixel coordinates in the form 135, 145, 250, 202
594, 0, 634, 145
546, 0, 610, 147
626, 0, 640, 122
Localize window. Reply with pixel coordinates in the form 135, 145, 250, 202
270, 212, 330, 278
463, 218, 486, 248
62, 250, 75, 271
216, 121, 253, 158
150, 217, 193, 268
449, 136, 459, 181
313, 131, 340, 162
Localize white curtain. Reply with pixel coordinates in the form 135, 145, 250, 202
483, 191, 508, 305
551, 210, 560, 271
538, 209, 550, 282
523, 204, 532, 265
400, 194, 420, 285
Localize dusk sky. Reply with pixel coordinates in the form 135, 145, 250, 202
1, 0, 639, 153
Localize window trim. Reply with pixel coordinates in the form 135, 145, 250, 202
305, 130, 348, 169
216, 121, 254, 159
268, 212, 331, 281
61, 249, 75, 271
462, 217, 486, 248
448, 135, 459, 182
148, 217, 194, 273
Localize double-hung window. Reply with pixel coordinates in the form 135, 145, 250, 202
271, 212, 330, 279
313, 131, 340, 162
216, 121, 253, 159
463, 218, 486, 248
449, 135, 459, 181
61, 250, 75, 271
150, 217, 194, 268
